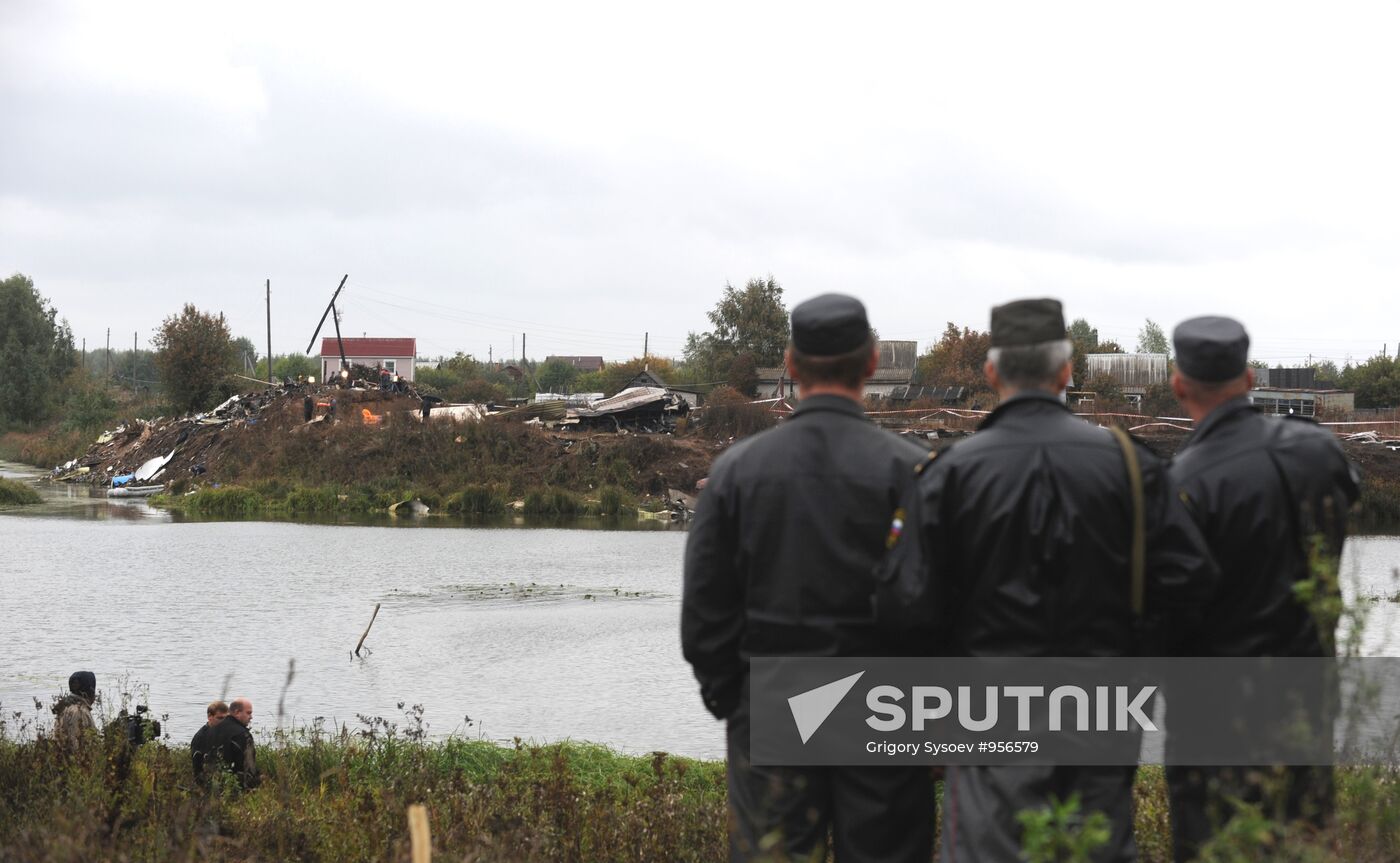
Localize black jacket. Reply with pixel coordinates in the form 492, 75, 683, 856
894, 392, 1218, 656
191, 723, 215, 782
208, 715, 260, 789
681, 395, 928, 719
1168, 398, 1360, 656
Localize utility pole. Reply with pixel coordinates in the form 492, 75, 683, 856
643, 332, 648, 360
266, 278, 273, 385
132, 332, 137, 393
105, 328, 110, 379
488, 345, 492, 364
82, 338, 86, 370
521, 332, 526, 364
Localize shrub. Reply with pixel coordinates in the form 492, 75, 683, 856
0, 478, 41, 506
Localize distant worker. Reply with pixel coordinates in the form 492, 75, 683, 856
191, 700, 229, 786
209, 697, 260, 789
51, 671, 97, 751
1165, 317, 1360, 862
683, 294, 935, 862
379, 366, 391, 391
303, 394, 314, 423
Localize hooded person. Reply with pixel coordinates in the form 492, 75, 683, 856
52, 671, 97, 751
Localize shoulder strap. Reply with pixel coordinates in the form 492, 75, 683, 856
1108, 426, 1146, 618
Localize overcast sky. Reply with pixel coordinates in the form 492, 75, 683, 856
4, 1, 1399, 368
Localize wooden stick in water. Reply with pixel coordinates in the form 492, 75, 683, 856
355, 603, 381, 657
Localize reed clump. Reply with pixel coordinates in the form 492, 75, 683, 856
0, 477, 41, 506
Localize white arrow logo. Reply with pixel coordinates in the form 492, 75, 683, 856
787, 671, 866, 744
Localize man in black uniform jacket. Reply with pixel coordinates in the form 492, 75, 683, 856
208, 697, 260, 790
890, 298, 1217, 863
190, 700, 228, 786
682, 293, 934, 862
1165, 316, 1359, 862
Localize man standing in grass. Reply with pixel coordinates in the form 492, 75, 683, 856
52, 671, 97, 752
682, 294, 934, 862
209, 697, 260, 790
191, 700, 228, 786
1166, 316, 1360, 862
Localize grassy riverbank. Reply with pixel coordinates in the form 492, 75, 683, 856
0, 728, 727, 863
3, 718, 1398, 862
0, 477, 41, 506
149, 480, 644, 519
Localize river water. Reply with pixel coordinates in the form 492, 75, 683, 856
2, 462, 1398, 761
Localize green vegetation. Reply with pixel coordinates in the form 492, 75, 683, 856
151, 303, 240, 413
683, 276, 789, 393
0, 477, 41, 506
4, 711, 1398, 863
254, 352, 319, 382
0, 273, 77, 426
1358, 478, 1400, 527
157, 477, 642, 522
1338, 354, 1400, 409
0, 715, 726, 863
914, 322, 994, 401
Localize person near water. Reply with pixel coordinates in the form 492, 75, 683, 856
191, 700, 229, 785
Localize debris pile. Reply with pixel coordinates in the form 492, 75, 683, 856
50, 382, 424, 491
489, 387, 689, 433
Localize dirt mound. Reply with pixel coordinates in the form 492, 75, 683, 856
50, 384, 718, 500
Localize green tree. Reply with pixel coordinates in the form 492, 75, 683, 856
232, 337, 260, 372
537, 359, 581, 393
1097, 340, 1125, 354
599, 357, 676, 396
727, 351, 759, 397
1136, 319, 1171, 359
1067, 318, 1099, 351
915, 322, 993, 394
1311, 359, 1341, 388
255, 353, 318, 381
1339, 355, 1400, 409
152, 304, 238, 412
684, 276, 789, 378
1068, 318, 1101, 390
0, 273, 75, 424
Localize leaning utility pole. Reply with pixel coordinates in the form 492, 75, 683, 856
305, 274, 350, 376
266, 278, 273, 385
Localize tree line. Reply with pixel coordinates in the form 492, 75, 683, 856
6, 269, 1400, 429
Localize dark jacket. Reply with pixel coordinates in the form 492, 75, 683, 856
895, 392, 1218, 656
191, 723, 215, 783
208, 715, 260, 789
681, 394, 928, 719
1168, 398, 1360, 656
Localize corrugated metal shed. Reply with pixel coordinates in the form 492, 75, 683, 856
877, 340, 918, 369
1085, 353, 1168, 388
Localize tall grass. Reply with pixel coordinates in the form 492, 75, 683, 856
0, 715, 726, 863
0, 477, 41, 506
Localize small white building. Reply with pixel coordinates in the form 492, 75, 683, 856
318, 337, 417, 383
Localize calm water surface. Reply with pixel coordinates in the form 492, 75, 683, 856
3, 463, 1399, 761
